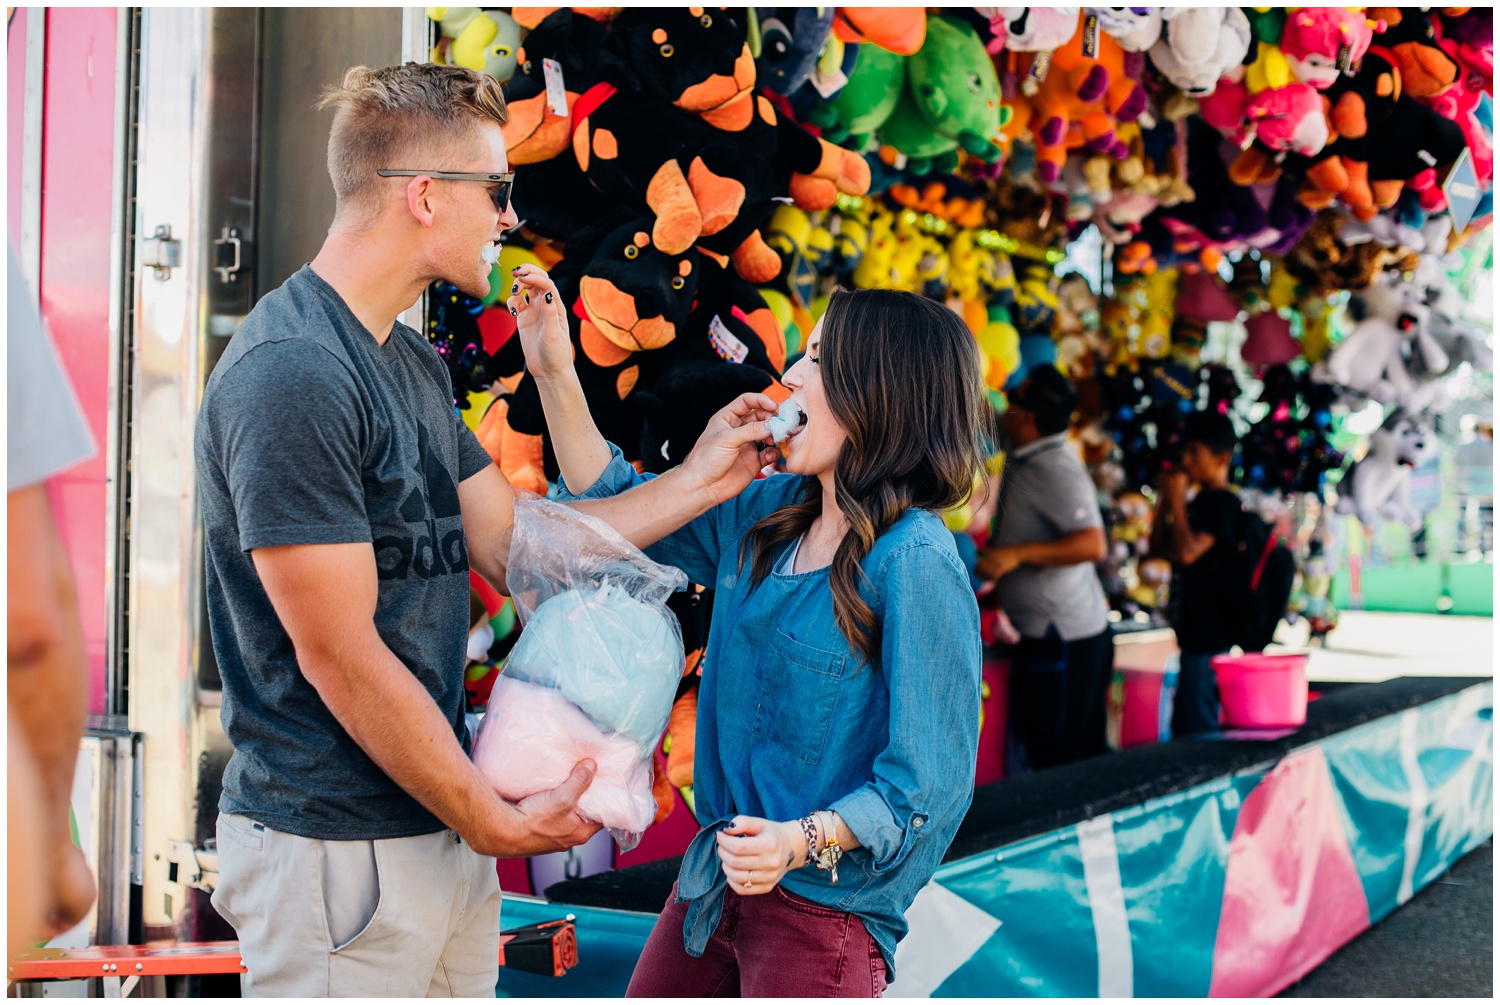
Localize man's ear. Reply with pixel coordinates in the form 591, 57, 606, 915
406, 176, 438, 228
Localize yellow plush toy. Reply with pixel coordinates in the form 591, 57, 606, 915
975, 306, 1021, 391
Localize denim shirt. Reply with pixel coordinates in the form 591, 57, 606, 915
558, 444, 981, 978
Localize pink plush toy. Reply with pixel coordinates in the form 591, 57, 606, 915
473, 676, 657, 843
1246, 83, 1330, 156
1280, 8, 1377, 91
1241, 311, 1301, 370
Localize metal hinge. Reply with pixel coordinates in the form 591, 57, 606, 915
140, 224, 182, 280
213, 225, 244, 283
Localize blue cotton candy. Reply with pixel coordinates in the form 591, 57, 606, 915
503, 582, 682, 746
765, 398, 803, 443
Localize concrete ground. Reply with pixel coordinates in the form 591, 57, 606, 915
1279, 839, 1493, 998
1278, 611, 1494, 683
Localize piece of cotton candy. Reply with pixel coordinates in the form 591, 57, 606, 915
503, 582, 682, 746
765, 398, 802, 443
473, 676, 656, 839
481, 242, 501, 267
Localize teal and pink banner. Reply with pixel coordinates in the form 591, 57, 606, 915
496, 680, 1491, 998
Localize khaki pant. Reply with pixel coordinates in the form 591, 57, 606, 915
211, 813, 501, 998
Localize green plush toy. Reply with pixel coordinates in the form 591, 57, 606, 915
876, 14, 1004, 175
807, 43, 908, 148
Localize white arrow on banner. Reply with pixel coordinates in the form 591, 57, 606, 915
887, 880, 1003, 997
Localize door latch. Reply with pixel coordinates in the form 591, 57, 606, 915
140, 224, 182, 281
213, 225, 244, 284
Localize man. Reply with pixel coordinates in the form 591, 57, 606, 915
979, 365, 1111, 771
7, 248, 99, 955
193, 63, 603, 998
1151, 410, 1242, 737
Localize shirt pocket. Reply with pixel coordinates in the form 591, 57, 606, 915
751, 630, 846, 765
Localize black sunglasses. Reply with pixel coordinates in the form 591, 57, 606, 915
376, 169, 514, 215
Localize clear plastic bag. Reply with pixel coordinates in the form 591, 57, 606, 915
471, 494, 687, 851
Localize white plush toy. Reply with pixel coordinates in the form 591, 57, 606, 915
994, 6, 1082, 51
1148, 7, 1251, 97
1314, 273, 1448, 408
1087, 7, 1164, 53
1335, 415, 1436, 530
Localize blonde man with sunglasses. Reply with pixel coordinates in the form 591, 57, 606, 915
192, 63, 587, 997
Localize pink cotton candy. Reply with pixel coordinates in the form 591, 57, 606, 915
472, 676, 656, 838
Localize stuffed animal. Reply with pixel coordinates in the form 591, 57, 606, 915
484, 214, 705, 493
427, 281, 526, 409
638, 355, 778, 472
877, 14, 1006, 175
1367, 7, 1459, 99
806, 42, 907, 148
751, 7, 835, 97
1279, 8, 1376, 91
994, 7, 1082, 53
430, 8, 522, 81
832, 7, 928, 55
573, 9, 868, 282
499, 10, 615, 239
1011, 10, 1149, 183
1148, 7, 1252, 98
1313, 271, 1449, 407
1240, 310, 1301, 371
1087, 7, 1164, 54
1335, 413, 1436, 529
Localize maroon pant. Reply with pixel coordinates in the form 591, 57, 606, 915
626, 883, 888, 998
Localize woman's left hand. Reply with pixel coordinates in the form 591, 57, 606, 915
715, 815, 804, 896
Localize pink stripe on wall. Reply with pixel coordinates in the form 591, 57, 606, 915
36, 7, 118, 713
1208, 747, 1371, 997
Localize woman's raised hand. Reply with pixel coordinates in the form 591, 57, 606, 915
680, 392, 783, 506
507, 264, 574, 383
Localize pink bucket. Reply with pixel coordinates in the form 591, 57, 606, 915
1212, 653, 1310, 729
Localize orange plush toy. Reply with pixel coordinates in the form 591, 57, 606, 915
1013, 11, 1148, 184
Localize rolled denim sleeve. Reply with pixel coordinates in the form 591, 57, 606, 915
553, 441, 647, 501
832, 542, 982, 872
555, 441, 800, 588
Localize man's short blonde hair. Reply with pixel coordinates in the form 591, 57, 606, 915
317, 62, 509, 219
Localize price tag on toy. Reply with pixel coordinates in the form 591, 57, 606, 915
543, 58, 568, 118
708, 315, 750, 364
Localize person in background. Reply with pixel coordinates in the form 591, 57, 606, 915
978, 365, 1111, 771
7, 248, 99, 953
1151, 410, 1242, 737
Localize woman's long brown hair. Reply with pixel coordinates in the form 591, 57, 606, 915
738, 288, 989, 667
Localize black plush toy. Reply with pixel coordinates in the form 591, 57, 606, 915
427, 281, 524, 410
572, 8, 869, 281
499, 10, 614, 239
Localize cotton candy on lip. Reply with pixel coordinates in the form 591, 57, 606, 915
472, 676, 657, 837
481, 242, 501, 267
765, 398, 803, 443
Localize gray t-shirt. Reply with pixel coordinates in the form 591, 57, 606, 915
8, 252, 95, 490
194, 266, 493, 841
994, 434, 1108, 642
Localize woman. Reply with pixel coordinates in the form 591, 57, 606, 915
507, 266, 986, 997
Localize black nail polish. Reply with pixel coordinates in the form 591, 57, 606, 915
545, 292, 554, 303
510, 307, 517, 316
512, 283, 519, 293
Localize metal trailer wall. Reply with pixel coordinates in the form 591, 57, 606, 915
6, 6, 436, 948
